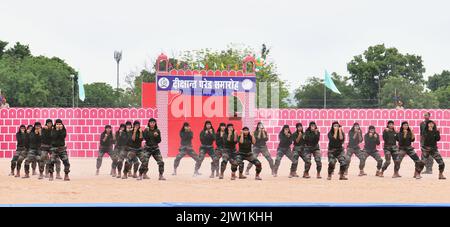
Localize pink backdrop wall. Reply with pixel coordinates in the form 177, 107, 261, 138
0, 108, 449, 158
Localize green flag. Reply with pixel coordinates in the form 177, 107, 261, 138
324, 71, 341, 94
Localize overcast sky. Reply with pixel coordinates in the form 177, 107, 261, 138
1, 0, 449, 92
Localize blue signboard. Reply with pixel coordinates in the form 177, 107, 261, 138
156, 75, 256, 96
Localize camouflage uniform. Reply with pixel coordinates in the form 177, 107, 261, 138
140, 127, 164, 175
124, 130, 143, 175
11, 131, 28, 175
232, 135, 261, 174
96, 132, 116, 170
220, 132, 238, 174
41, 127, 61, 175
273, 132, 294, 174
25, 131, 43, 175
327, 131, 347, 176
174, 130, 200, 170
290, 131, 305, 174
382, 129, 399, 172
345, 130, 364, 172
394, 130, 424, 173
195, 130, 218, 174
214, 131, 226, 175
48, 128, 70, 174
421, 129, 445, 174
246, 130, 273, 172
361, 133, 383, 171
420, 120, 434, 173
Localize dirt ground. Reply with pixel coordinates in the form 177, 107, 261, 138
1, 157, 449, 205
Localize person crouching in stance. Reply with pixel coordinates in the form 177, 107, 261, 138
232, 127, 262, 180
327, 121, 348, 180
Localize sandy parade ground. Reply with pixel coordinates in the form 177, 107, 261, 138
1, 157, 449, 205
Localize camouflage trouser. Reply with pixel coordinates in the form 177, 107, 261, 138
214, 148, 224, 173
421, 146, 445, 173
96, 146, 115, 170
345, 147, 366, 171
421, 146, 434, 172
174, 145, 200, 169
381, 145, 398, 171
139, 146, 165, 175
114, 146, 127, 173
16, 148, 29, 173
233, 153, 262, 174
220, 148, 238, 174
361, 149, 383, 170
124, 148, 141, 174
41, 145, 61, 174
10, 147, 26, 172
274, 147, 294, 173
290, 146, 304, 173
382, 145, 399, 171
195, 145, 218, 173
327, 148, 348, 175
246, 146, 274, 172
394, 146, 425, 173
24, 149, 43, 174
301, 145, 322, 173
48, 147, 70, 174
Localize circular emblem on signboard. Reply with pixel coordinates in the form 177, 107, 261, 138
242, 79, 253, 90
158, 77, 170, 89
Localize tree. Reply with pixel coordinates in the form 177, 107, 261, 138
81, 83, 117, 107
432, 86, 450, 108
0, 44, 77, 107
428, 70, 450, 91
0, 40, 8, 58
347, 44, 425, 104
293, 72, 365, 108
177, 44, 290, 108
4, 42, 31, 59
380, 76, 438, 108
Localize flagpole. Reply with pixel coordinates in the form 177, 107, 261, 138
324, 82, 326, 109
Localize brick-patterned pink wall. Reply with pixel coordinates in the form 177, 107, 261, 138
0, 108, 449, 158
0, 108, 157, 158
255, 109, 450, 157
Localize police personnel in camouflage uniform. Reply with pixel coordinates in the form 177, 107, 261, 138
394, 121, 425, 179
195, 121, 218, 178
139, 118, 166, 180
345, 122, 366, 176
23, 122, 43, 179
289, 123, 304, 178
173, 122, 200, 176
301, 121, 322, 179
421, 120, 446, 179
10, 125, 27, 177
214, 123, 227, 177
122, 121, 143, 179
231, 127, 262, 180
361, 125, 384, 177
114, 124, 128, 178
327, 121, 348, 180
96, 125, 116, 176
273, 125, 294, 177
219, 123, 238, 179
381, 120, 399, 176
48, 119, 70, 181
420, 112, 434, 174
245, 122, 274, 176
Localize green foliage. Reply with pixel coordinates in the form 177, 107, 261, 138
427, 70, 450, 91
347, 44, 425, 101
293, 73, 367, 108
0, 44, 77, 107
380, 76, 438, 108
